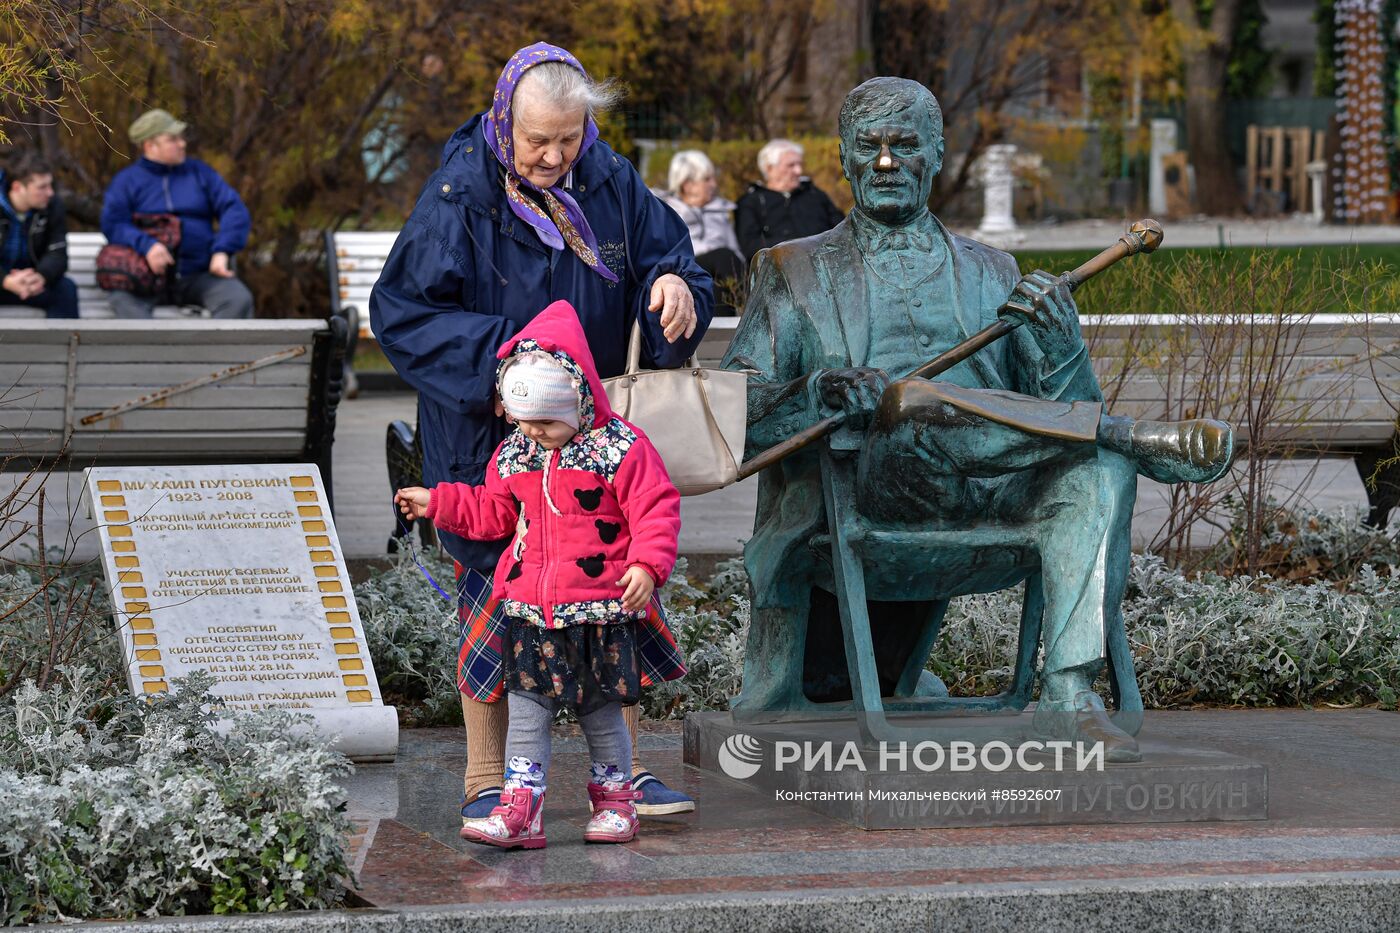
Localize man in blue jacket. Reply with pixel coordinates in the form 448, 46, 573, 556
100, 109, 254, 318
0, 151, 77, 318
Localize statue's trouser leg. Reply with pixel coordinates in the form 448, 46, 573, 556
732, 577, 812, 715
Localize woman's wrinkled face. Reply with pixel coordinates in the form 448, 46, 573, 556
680, 171, 717, 207
511, 84, 586, 189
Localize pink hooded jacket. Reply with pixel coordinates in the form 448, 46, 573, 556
425, 300, 681, 629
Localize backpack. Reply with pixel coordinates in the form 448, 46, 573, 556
96, 213, 181, 297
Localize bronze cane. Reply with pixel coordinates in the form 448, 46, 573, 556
735, 219, 1165, 481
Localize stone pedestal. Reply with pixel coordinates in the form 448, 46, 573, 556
974, 143, 1023, 247
1149, 118, 1179, 216
685, 711, 1266, 830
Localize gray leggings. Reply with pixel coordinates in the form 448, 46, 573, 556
505, 692, 632, 786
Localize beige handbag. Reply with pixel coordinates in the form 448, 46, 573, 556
601, 322, 748, 496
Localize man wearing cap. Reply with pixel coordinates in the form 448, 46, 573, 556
99, 108, 254, 318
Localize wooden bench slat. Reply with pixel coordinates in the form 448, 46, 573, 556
75, 408, 310, 432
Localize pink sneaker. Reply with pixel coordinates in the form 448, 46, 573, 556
584, 782, 641, 844
460, 786, 546, 849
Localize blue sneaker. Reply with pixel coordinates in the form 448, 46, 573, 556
460, 787, 502, 824
632, 771, 695, 816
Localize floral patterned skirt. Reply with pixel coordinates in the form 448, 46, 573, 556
504, 616, 641, 715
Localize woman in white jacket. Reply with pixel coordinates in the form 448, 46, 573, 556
657, 150, 744, 314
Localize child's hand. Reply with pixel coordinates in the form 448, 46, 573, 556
394, 486, 431, 521
617, 565, 655, 612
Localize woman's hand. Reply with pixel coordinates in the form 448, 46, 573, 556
617, 565, 655, 612
395, 486, 431, 520
648, 272, 697, 342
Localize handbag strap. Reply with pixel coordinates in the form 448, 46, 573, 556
625, 319, 694, 373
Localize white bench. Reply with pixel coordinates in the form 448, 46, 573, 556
0, 232, 202, 319
0, 316, 352, 507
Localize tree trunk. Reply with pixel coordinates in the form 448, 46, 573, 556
1172, 0, 1244, 215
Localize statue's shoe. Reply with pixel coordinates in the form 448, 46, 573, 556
1034, 690, 1141, 763
1119, 418, 1234, 485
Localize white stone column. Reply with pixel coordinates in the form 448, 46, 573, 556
1149, 118, 1178, 216
1306, 160, 1327, 222
975, 143, 1023, 246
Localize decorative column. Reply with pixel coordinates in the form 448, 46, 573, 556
1334, 0, 1390, 223
975, 143, 1024, 246
1148, 119, 1179, 216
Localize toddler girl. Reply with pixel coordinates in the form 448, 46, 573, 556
395, 299, 680, 848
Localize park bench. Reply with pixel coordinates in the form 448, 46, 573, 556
0, 232, 204, 320
1083, 312, 1400, 526
0, 314, 352, 509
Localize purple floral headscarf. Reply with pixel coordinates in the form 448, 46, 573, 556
483, 42, 618, 283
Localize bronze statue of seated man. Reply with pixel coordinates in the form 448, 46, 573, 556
721, 77, 1232, 760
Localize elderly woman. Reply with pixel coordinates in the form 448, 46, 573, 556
734, 138, 844, 259
655, 150, 744, 314
371, 43, 712, 821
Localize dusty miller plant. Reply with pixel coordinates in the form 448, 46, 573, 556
0, 669, 353, 925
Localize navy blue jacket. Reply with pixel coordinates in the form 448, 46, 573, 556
100, 157, 251, 278
370, 114, 714, 571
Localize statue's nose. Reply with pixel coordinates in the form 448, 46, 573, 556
875, 143, 896, 171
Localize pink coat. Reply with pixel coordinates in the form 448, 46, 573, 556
426, 300, 681, 628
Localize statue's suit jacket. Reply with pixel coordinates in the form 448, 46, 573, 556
721, 214, 1104, 610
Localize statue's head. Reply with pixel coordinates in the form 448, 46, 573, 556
839, 77, 943, 225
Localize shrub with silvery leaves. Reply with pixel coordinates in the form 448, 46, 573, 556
0, 669, 352, 925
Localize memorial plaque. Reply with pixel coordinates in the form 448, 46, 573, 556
86, 464, 398, 761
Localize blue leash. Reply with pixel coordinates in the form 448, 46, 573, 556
394, 508, 456, 604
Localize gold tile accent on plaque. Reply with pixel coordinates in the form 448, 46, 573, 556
313, 565, 338, 578
342, 674, 369, 687
125, 601, 150, 614
290, 475, 314, 487
317, 580, 343, 593
329, 627, 356, 640
133, 634, 157, 646
103, 510, 130, 523
118, 571, 144, 583
97, 480, 122, 492
297, 505, 323, 518
334, 643, 359, 655
112, 540, 136, 552
100, 495, 125, 506
115, 556, 140, 568
347, 690, 372, 703
129, 617, 154, 630
305, 535, 330, 547
108, 526, 132, 537
138, 664, 165, 677
143, 681, 168, 693
321, 596, 347, 608
302, 520, 326, 532
135, 649, 161, 661
325, 611, 351, 624
121, 586, 147, 598
338, 658, 364, 671
294, 490, 319, 502
310, 550, 335, 563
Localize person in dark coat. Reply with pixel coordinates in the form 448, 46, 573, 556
370, 42, 713, 822
0, 151, 77, 319
734, 139, 845, 259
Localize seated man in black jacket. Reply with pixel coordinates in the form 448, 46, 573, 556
0, 151, 76, 319
735, 139, 845, 260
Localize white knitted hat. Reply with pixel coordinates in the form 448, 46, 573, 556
499, 352, 581, 429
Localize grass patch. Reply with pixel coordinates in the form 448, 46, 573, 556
1017, 245, 1400, 314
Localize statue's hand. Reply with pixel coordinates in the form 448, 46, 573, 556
999, 270, 1084, 363
815, 367, 889, 427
